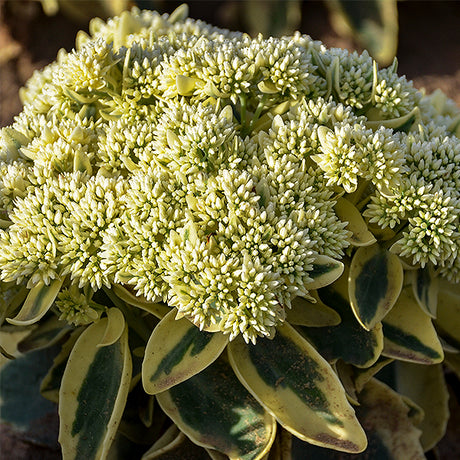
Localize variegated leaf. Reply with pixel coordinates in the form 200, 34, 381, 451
112, 284, 170, 319
142, 425, 180, 459
304, 255, 344, 290
98, 307, 125, 347
435, 289, 460, 348
7, 278, 64, 326
0, 345, 58, 432
228, 322, 367, 454
382, 287, 443, 364
59, 318, 132, 460
142, 309, 228, 395
156, 357, 276, 460
334, 197, 376, 247
299, 283, 383, 368
439, 278, 460, 297
357, 378, 424, 459
18, 315, 71, 353
116, 385, 164, 446
334, 360, 359, 405
365, 106, 419, 132
290, 378, 425, 459
40, 329, 83, 403
0, 283, 28, 326
142, 430, 213, 459
349, 244, 403, 330
287, 292, 341, 327
410, 266, 438, 318
394, 361, 449, 452
444, 351, 460, 380
353, 356, 393, 392
326, 0, 398, 66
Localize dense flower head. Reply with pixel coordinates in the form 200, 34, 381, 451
0, 6, 459, 342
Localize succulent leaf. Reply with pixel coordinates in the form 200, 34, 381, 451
142, 309, 228, 395
435, 289, 460, 349
299, 283, 383, 368
228, 322, 367, 453
59, 318, 132, 460
290, 378, 425, 459
349, 244, 403, 330
303, 255, 344, 290
287, 291, 341, 327
156, 357, 276, 460
98, 307, 125, 347
394, 362, 449, 452
410, 266, 439, 318
112, 284, 170, 319
17, 314, 71, 353
382, 287, 444, 364
7, 278, 63, 326
40, 328, 83, 403
142, 430, 212, 459
334, 197, 376, 247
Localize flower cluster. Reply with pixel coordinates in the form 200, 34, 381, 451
0, 6, 459, 343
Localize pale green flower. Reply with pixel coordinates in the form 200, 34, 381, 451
55, 285, 103, 326
1, 6, 459, 340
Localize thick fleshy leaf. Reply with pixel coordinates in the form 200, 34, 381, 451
156, 358, 276, 460
439, 278, 460, 297
7, 278, 63, 326
142, 425, 180, 459
17, 315, 71, 353
357, 379, 424, 458
444, 351, 460, 380
299, 283, 383, 368
0, 345, 58, 431
394, 362, 449, 452
112, 284, 170, 319
382, 287, 443, 364
59, 318, 132, 460
435, 289, 460, 348
334, 197, 376, 247
287, 292, 341, 327
304, 255, 344, 290
290, 378, 425, 459
98, 308, 125, 347
353, 356, 393, 393
142, 430, 213, 459
349, 244, 403, 330
334, 360, 359, 405
142, 309, 228, 395
40, 329, 83, 403
257, 429, 291, 460
326, 0, 398, 66
365, 107, 419, 132
117, 386, 166, 446
410, 266, 438, 318
0, 283, 28, 326
228, 322, 367, 453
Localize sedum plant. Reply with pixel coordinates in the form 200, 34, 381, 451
1, 4, 460, 459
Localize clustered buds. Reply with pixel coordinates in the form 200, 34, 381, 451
0, 6, 459, 343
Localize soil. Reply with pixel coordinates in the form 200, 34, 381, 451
0, 1, 459, 459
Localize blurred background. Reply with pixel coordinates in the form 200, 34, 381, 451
1, 0, 459, 128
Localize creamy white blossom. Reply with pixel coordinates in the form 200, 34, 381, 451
0, 6, 459, 341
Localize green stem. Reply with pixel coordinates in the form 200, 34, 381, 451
239, 94, 247, 131
247, 94, 268, 133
